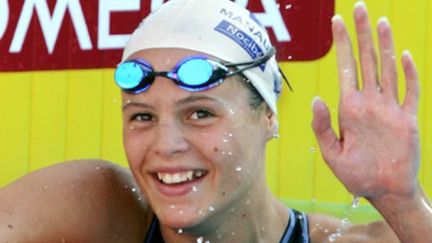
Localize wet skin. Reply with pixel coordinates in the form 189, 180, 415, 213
122, 48, 288, 242
0, 2, 431, 243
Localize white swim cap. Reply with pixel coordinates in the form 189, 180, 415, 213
122, 0, 282, 114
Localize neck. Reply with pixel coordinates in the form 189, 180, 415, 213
161, 182, 290, 243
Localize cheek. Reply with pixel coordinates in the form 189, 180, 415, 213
123, 129, 149, 171
205, 131, 248, 181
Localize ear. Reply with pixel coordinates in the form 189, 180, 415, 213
264, 106, 279, 141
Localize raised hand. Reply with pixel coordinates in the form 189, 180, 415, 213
311, 2, 420, 201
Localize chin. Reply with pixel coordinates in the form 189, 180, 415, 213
156, 206, 207, 230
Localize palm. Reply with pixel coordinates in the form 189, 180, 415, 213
312, 5, 420, 201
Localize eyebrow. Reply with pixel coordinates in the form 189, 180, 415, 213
122, 102, 154, 111
177, 95, 224, 107
122, 95, 224, 111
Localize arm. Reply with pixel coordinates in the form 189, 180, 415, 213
0, 159, 151, 242
311, 2, 432, 242
309, 214, 400, 243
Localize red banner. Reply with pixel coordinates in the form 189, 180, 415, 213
0, 0, 334, 71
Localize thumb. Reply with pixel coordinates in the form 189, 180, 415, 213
311, 96, 340, 163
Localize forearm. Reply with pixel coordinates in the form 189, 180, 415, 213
369, 184, 432, 243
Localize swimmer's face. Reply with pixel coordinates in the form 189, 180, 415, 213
121, 48, 275, 230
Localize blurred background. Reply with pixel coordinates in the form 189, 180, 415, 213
0, 0, 431, 223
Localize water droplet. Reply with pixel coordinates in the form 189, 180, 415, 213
229, 109, 235, 114
205, 241, 210, 243
209, 206, 215, 212
129, 126, 135, 130
228, 133, 233, 137
169, 205, 176, 209
137, 197, 142, 201
196, 236, 204, 243
179, 210, 184, 215
126, 99, 131, 104
352, 195, 360, 208
343, 69, 350, 74
328, 233, 337, 242
328, 230, 342, 242
288, 55, 293, 60
341, 217, 350, 226
285, 4, 292, 9
235, 166, 242, 172
228, 151, 233, 156
192, 186, 198, 192
223, 138, 229, 143
177, 228, 183, 234
131, 187, 137, 192
309, 147, 316, 153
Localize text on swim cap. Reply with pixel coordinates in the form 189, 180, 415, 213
215, 20, 267, 71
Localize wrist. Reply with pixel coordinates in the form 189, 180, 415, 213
367, 184, 432, 242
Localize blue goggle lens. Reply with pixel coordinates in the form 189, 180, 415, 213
177, 58, 213, 86
115, 62, 147, 90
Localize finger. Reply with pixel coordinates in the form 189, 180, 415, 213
377, 17, 399, 101
401, 50, 420, 114
311, 97, 341, 164
353, 2, 379, 93
332, 15, 359, 95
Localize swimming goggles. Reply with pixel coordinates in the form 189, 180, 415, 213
114, 47, 280, 94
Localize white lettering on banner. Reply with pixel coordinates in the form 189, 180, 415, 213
9, 0, 92, 54
0, 0, 9, 40
98, 0, 140, 49
234, 0, 290, 42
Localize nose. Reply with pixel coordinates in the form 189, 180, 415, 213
152, 120, 190, 157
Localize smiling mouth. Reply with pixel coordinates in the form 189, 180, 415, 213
156, 170, 207, 185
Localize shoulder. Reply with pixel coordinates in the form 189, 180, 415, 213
0, 159, 152, 242
307, 213, 400, 243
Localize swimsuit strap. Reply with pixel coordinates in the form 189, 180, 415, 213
143, 216, 164, 243
144, 209, 310, 243
279, 209, 310, 243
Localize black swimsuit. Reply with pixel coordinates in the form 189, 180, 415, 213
143, 209, 310, 243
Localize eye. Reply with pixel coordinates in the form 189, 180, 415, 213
190, 109, 214, 120
130, 113, 154, 122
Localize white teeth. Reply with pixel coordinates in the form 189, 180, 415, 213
194, 170, 204, 177
186, 171, 193, 181
157, 170, 206, 184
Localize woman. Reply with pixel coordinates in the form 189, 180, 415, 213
1, 0, 430, 242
